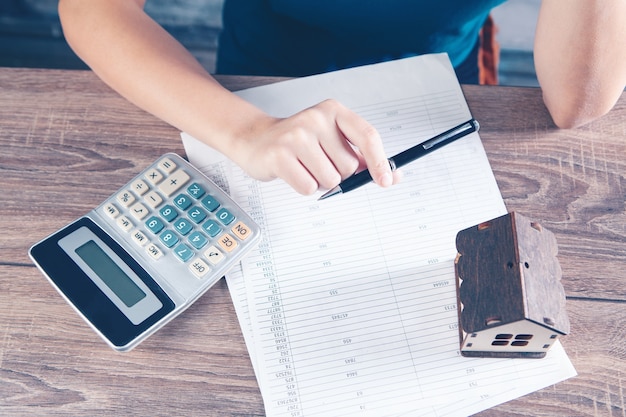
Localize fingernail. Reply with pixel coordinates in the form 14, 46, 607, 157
380, 172, 392, 187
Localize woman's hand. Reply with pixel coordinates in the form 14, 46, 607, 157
59, 0, 398, 196
230, 99, 397, 195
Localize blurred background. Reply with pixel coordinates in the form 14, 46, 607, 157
0, 0, 540, 86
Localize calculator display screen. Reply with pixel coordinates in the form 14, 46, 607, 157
75, 240, 147, 308
57, 225, 165, 325
31, 217, 176, 350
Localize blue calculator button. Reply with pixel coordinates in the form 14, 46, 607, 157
187, 182, 206, 199
159, 230, 179, 248
159, 204, 178, 222
188, 231, 208, 249
201, 195, 220, 212
202, 219, 222, 237
216, 208, 235, 225
174, 218, 193, 236
187, 206, 208, 224
173, 193, 192, 210
174, 243, 194, 262
145, 216, 165, 234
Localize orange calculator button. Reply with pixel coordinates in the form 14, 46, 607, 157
217, 233, 238, 252
231, 221, 253, 240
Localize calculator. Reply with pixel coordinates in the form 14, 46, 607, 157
29, 153, 261, 352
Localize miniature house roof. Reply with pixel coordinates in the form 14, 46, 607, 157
455, 212, 570, 335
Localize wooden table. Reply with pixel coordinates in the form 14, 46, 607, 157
1, 67, 625, 416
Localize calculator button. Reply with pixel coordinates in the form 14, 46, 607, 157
174, 243, 194, 262
187, 206, 207, 224
231, 221, 253, 240
216, 208, 235, 225
158, 157, 177, 174
146, 243, 163, 260
116, 190, 136, 208
145, 168, 164, 185
201, 195, 220, 212
189, 258, 210, 278
103, 203, 120, 219
187, 183, 206, 199
217, 233, 238, 252
202, 219, 221, 237
132, 230, 149, 247
188, 231, 208, 249
174, 218, 193, 236
146, 216, 165, 234
187, 207, 207, 224
159, 205, 178, 222
204, 245, 225, 265
116, 215, 134, 233
131, 179, 149, 195
173, 194, 192, 210
129, 202, 149, 220
158, 169, 190, 197
89, 155, 259, 293
160, 230, 179, 248
144, 191, 163, 208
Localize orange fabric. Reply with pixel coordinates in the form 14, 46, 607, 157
478, 15, 500, 85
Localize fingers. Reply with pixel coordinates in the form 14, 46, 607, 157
255, 118, 349, 195
267, 104, 361, 194
233, 99, 395, 196
278, 157, 321, 196
330, 100, 393, 188
289, 102, 360, 183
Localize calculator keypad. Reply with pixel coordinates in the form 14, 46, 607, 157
100, 155, 257, 280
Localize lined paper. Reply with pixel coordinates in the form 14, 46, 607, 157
182, 54, 575, 417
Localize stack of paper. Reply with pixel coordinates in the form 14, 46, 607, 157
182, 54, 576, 417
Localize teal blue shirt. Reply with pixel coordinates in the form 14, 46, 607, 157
217, 0, 505, 80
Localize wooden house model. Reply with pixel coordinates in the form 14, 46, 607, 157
454, 212, 570, 358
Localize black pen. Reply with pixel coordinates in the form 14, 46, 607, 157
318, 118, 480, 200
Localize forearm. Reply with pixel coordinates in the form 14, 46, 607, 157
534, 0, 626, 128
58, 0, 395, 195
58, 0, 269, 158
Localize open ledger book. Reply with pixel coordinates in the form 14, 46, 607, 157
181, 54, 576, 416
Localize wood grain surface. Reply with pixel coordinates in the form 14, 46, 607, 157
1, 67, 624, 416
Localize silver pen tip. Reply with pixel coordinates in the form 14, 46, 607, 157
318, 186, 342, 200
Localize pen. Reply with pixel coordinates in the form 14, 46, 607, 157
318, 118, 480, 200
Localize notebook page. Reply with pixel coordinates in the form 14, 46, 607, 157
182, 54, 576, 416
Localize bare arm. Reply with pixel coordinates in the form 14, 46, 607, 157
58, 0, 394, 194
534, 0, 626, 128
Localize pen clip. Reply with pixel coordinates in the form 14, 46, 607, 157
423, 120, 478, 150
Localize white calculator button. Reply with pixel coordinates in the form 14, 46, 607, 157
204, 245, 225, 265
158, 169, 190, 197
131, 179, 149, 196
146, 243, 163, 260
116, 190, 136, 208
131, 230, 149, 247
144, 191, 163, 208
116, 215, 134, 233
103, 203, 120, 219
145, 168, 164, 185
129, 202, 149, 220
157, 157, 177, 174
189, 258, 210, 278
